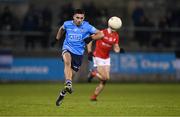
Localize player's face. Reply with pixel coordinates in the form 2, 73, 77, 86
73, 14, 85, 26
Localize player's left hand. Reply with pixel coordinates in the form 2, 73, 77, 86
120, 48, 125, 53
88, 52, 93, 61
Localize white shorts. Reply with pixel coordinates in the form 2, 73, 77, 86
93, 57, 111, 67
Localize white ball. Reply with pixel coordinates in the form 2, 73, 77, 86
108, 16, 122, 30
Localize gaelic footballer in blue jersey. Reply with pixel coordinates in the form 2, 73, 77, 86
55, 9, 104, 106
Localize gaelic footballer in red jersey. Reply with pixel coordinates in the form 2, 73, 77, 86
87, 16, 123, 101
93, 29, 119, 59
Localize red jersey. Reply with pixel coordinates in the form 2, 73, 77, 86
93, 29, 119, 59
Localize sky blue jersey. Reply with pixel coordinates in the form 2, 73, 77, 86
62, 20, 97, 55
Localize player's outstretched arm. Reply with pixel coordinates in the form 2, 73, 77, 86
91, 31, 104, 40
51, 26, 65, 47
113, 44, 120, 53
87, 41, 93, 61
84, 31, 104, 44
113, 44, 125, 53
56, 26, 65, 41
87, 41, 93, 53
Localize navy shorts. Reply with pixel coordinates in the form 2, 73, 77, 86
62, 50, 83, 72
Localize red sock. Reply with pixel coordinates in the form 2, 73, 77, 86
91, 94, 98, 100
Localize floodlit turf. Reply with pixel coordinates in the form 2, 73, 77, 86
0, 83, 180, 116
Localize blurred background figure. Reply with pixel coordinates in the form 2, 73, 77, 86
0, 6, 19, 47
1, 6, 15, 31
38, 6, 52, 49
21, 4, 39, 50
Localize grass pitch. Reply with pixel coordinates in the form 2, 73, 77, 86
0, 83, 180, 116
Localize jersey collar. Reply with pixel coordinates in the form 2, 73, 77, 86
72, 20, 84, 27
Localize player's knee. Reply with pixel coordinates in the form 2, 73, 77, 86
102, 75, 110, 81
106, 76, 110, 80
64, 60, 71, 66
101, 80, 107, 85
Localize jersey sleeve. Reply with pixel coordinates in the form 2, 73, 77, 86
87, 23, 97, 34
62, 21, 67, 30
62, 20, 71, 30
83, 22, 97, 40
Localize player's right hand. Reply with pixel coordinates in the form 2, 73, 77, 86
120, 48, 125, 53
50, 39, 59, 47
88, 52, 93, 61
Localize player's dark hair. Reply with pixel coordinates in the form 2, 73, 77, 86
73, 9, 85, 15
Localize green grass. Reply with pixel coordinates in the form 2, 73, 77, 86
0, 83, 180, 116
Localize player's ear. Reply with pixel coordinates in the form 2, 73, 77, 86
73, 15, 75, 20
73, 14, 77, 20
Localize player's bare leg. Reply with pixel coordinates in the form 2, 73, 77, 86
88, 68, 98, 82
90, 66, 110, 101
56, 52, 74, 106
90, 80, 107, 101
56, 88, 67, 106
62, 52, 74, 93
87, 68, 104, 82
